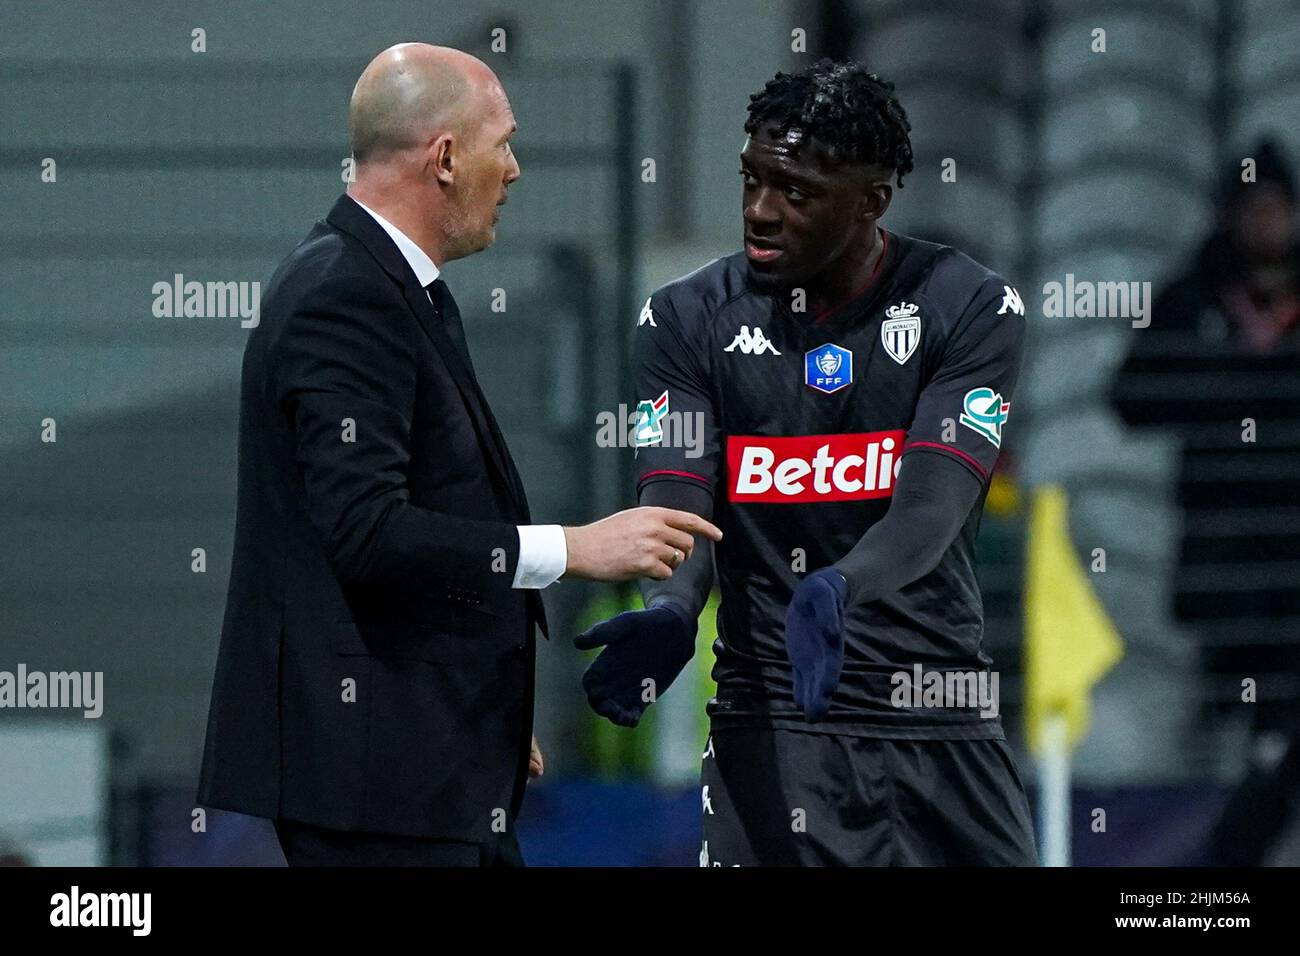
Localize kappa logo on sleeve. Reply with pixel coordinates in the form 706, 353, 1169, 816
960, 387, 1010, 447
633, 390, 670, 445
997, 285, 1024, 316
637, 298, 657, 327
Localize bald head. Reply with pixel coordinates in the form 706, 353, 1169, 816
346, 43, 520, 265
349, 43, 499, 165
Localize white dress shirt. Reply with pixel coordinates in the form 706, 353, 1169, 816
351, 196, 567, 589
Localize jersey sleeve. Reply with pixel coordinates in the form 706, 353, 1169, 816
904, 276, 1027, 484
631, 292, 722, 498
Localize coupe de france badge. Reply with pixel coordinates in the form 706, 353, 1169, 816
634, 390, 670, 446
805, 343, 852, 394
881, 301, 920, 365
960, 386, 1010, 447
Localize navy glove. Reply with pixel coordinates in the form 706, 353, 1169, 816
784, 568, 849, 722
575, 603, 697, 727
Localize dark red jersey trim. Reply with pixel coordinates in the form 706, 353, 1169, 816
903, 441, 989, 481
639, 468, 712, 485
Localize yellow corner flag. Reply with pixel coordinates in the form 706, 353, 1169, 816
1023, 484, 1124, 755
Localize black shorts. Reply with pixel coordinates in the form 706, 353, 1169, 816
699, 727, 1038, 866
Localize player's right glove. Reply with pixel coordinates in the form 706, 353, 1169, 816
575, 602, 698, 728
784, 567, 849, 722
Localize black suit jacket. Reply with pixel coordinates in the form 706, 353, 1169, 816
198, 194, 547, 841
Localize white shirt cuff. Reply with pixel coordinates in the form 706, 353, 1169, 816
513, 524, 567, 589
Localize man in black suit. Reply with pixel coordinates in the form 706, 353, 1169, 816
197, 43, 720, 866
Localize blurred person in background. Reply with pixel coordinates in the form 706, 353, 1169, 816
1127, 137, 1300, 357
1113, 136, 1300, 865
0, 834, 32, 867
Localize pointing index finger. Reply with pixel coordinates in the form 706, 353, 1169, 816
663, 510, 723, 541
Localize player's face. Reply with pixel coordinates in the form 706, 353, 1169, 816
740, 124, 889, 293
444, 87, 520, 260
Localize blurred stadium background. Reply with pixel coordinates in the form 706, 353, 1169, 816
3, 0, 1299, 865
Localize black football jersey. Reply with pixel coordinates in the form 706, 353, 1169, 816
632, 230, 1027, 738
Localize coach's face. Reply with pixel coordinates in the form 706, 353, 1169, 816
444, 82, 520, 260
740, 122, 891, 293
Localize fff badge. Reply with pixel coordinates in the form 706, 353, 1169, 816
805, 343, 853, 394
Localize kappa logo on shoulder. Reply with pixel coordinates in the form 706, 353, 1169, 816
997, 286, 1024, 316
881, 301, 921, 365
724, 325, 781, 355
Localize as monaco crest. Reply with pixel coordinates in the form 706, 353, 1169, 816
881, 302, 920, 365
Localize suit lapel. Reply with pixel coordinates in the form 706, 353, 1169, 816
403, 274, 548, 636
325, 194, 527, 521
403, 283, 532, 520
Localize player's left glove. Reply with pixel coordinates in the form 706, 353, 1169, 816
575, 602, 698, 728
783, 567, 849, 722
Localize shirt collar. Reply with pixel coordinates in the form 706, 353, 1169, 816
351, 196, 441, 287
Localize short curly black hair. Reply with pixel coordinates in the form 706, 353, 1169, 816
744, 59, 914, 187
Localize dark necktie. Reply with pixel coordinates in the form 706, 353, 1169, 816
424, 276, 527, 515
424, 278, 477, 377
